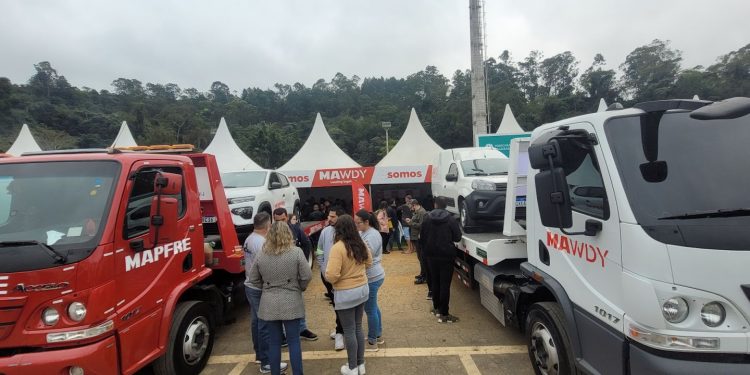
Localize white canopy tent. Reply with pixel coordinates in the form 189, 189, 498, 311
203, 117, 262, 172
597, 98, 608, 113
280, 113, 360, 172
495, 104, 525, 134
7, 124, 42, 156
111, 121, 138, 148
376, 108, 442, 167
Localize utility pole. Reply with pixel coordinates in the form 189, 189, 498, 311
469, 0, 490, 145
381, 121, 392, 153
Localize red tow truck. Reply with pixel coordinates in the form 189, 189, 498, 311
0, 146, 248, 374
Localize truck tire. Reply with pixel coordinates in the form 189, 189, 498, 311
153, 301, 216, 375
525, 302, 577, 375
459, 199, 477, 233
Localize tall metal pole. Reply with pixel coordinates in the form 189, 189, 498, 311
381, 121, 392, 153
469, 0, 489, 145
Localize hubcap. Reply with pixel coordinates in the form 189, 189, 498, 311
183, 316, 210, 365
530, 321, 560, 375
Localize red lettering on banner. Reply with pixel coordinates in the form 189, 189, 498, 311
386, 171, 423, 179
312, 167, 373, 187
289, 175, 310, 183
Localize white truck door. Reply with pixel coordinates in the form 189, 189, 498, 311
534, 122, 625, 370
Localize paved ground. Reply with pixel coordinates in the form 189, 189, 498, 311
199, 250, 534, 375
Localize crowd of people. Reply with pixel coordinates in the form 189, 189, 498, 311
243, 195, 459, 375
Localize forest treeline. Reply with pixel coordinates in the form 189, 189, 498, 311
0, 39, 747, 168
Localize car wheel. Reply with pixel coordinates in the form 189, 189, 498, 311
525, 302, 576, 375
459, 199, 476, 233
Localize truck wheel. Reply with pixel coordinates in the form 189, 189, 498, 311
526, 302, 576, 375
153, 301, 215, 375
459, 199, 477, 233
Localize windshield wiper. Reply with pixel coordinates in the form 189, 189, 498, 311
658, 208, 750, 220
223, 185, 237, 188
0, 240, 68, 263
488, 172, 508, 176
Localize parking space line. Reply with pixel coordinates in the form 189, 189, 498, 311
459, 354, 482, 375
227, 362, 248, 375
208, 344, 526, 364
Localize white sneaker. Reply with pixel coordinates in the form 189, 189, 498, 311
358, 363, 366, 374
334, 333, 345, 351
330, 329, 337, 339
340, 364, 358, 375
259, 362, 288, 373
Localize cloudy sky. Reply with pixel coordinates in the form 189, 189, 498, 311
1, 0, 747, 92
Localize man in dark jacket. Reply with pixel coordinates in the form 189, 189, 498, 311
420, 196, 462, 323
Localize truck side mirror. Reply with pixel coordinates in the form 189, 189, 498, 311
535, 168, 573, 228
150, 172, 182, 245
445, 173, 458, 182
529, 139, 564, 170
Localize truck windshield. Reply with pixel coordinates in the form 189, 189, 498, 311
461, 158, 509, 176
221, 171, 267, 188
0, 161, 120, 272
605, 111, 750, 250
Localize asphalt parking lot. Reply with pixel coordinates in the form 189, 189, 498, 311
198, 249, 533, 375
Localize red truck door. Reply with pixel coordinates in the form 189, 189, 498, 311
112, 160, 194, 374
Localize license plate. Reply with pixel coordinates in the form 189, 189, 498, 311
202, 216, 217, 224
515, 197, 526, 207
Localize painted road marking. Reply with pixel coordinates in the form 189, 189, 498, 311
208, 344, 526, 364
227, 362, 248, 375
460, 354, 482, 375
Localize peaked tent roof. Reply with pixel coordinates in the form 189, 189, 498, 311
203, 117, 261, 172
111, 121, 138, 148
597, 98, 608, 112
280, 113, 360, 171
377, 108, 442, 167
693, 95, 700, 100
7, 124, 42, 156
495, 104, 525, 134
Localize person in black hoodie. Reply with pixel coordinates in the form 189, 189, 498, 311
419, 196, 462, 323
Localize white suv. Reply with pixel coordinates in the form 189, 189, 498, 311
221, 170, 300, 235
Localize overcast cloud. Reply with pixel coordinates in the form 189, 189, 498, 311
1, 0, 747, 92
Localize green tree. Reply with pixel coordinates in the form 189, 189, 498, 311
540, 51, 579, 97
580, 54, 620, 108
620, 39, 682, 101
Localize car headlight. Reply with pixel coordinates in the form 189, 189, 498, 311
42, 307, 60, 326
68, 302, 87, 322
228, 196, 255, 205
231, 206, 254, 219
701, 302, 726, 327
662, 297, 689, 323
471, 179, 496, 191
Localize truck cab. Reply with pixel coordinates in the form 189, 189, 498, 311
0, 148, 243, 375
432, 147, 511, 231
459, 97, 750, 374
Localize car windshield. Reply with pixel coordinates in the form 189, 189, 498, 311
461, 158, 509, 176
221, 171, 267, 188
0, 161, 120, 272
605, 111, 750, 250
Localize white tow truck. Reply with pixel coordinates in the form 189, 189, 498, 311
456, 97, 750, 374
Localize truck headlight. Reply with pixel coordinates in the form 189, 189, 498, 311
42, 307, 60, 326
701, 302, 726, 327
231, 207, 254, 219
628, 323, 720, 350
228, 196, 255, 205
68, 302, 87, 322
471, 179, 496, 191
662, 297, 689, 323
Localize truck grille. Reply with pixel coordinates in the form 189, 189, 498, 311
495, 183, 507, 192
0, 297, 27, 341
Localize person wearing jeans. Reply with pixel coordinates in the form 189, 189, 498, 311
249, 221, 312, 375
355, 209, 385, 351
325, 215, 373, 375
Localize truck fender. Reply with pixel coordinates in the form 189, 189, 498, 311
519, 262, 583, 360
157, 268, 214, 350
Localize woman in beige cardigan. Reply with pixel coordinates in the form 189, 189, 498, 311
325, 215, 373, 375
